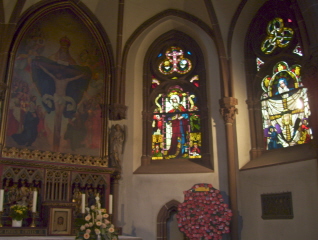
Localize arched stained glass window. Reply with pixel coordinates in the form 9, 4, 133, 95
142, 31, 211, 168
245, 0, 312, 157
261, 61, 312, 149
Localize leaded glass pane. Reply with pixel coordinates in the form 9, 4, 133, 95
257, 57, 265, 71
261, 61, 312, 149
158, 46, 192, 75
293, 44, 303, 56
261, 18, 294, 54
152, 85, 201, 159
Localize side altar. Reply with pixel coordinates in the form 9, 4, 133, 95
0, 162, 120, 236
0, 1, 125, 237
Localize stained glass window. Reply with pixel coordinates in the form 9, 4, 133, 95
293, 44, 303, 56
256, 57, 265, 71
246, 0, 311, 157
148, 42, 204, 160
261, 61, 312, 149
261, 18, 294, 54
143, 30, 210, 170
152, 85, 201, 159
158, 46, 192, 75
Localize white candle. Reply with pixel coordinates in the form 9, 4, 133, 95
81, 193, 85, 214
32, 190, 38, 212
109, 194, 113, 214
0, 189, 4, 212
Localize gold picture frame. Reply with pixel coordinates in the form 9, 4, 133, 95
49, 207, 72, 235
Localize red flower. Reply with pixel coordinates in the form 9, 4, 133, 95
177, 184, 232, 239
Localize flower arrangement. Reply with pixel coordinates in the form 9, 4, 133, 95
176, 183, 232, 240
10, 204, 29, 221
75, 205, 118, 240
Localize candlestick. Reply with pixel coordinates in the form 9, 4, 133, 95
81, 193, 85, 214
109, 194, 113, 214
0, 211, 3, 227
0, 189, 4, 212
32, 190, 38, 212
30, 212, 36, 227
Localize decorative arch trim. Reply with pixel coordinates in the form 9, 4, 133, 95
157, 199, 181, 240
121, 8, 220, 103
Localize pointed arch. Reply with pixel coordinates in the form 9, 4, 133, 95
157, 199, 181, 240
1, 0, 114, 166
244, 0, 315, 166
121, 8, 226, 106
133, 29, 213, 173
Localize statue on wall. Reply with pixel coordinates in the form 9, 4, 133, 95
109, 124, 125, 168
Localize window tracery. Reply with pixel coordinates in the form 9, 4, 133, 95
141, 31, 211, 171
245, 0, 311, 158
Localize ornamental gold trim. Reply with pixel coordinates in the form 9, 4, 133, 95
1, 147, 109, 168
0, 158, 115, 175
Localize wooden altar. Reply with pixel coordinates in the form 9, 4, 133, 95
0, 0, 123, 236
0, 162, 118, 235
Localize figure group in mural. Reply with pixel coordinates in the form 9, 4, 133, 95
7, 20, 104, 155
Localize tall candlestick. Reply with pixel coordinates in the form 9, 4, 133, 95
0, 189, 4, 212
32, 190, 38, 212
109, 194, 113, 214
81, 193, 85, 214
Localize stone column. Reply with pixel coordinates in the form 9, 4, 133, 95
219, 96, 239, 240
111, 172, 121, 228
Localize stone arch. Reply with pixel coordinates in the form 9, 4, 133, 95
157, 199, 182, 240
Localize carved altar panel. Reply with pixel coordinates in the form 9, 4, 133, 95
44, 170, 70, 202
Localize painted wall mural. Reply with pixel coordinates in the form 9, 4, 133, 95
5, 8, 105, 156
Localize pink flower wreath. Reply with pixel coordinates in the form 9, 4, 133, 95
176, 183, 232, 240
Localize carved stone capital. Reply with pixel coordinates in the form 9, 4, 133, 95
109, 103, 127, 120
219, 97, 238, 124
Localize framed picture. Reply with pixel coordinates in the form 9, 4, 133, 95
49, 207, 72, 235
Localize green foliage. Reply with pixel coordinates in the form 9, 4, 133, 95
10, 205, 28, 221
